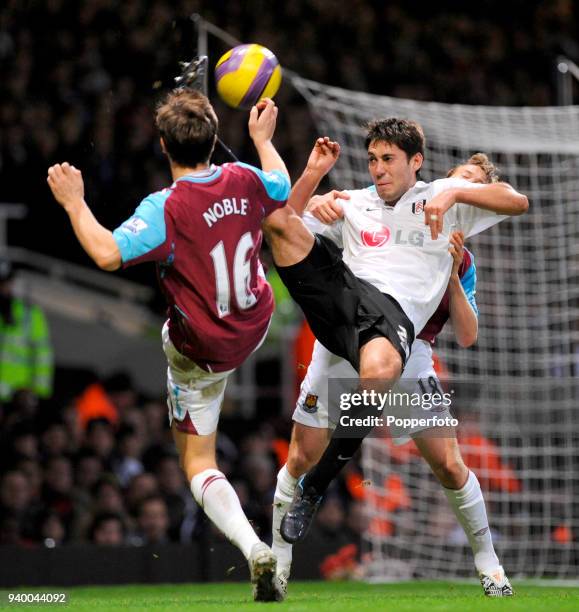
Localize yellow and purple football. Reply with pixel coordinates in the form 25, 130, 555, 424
215, 44, 282, 110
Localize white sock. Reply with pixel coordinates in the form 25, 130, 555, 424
191, 468, 260, 560
271, 465, 298, 575
443, 470, 500, 574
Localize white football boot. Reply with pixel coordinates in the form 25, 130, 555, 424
248, 542, 282, 602
479, 566, 514, 597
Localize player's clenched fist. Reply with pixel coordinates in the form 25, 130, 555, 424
307, 189, 350, 224
47, 162, 85, 212
248, 97, 278, 144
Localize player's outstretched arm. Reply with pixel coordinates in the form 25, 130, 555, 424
248, 98, 289, 177
425, 182, 529, 240
286, 137, 341, 217
447, 232, 478, 348
47, 163, 121, 271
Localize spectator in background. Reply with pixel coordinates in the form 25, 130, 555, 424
0, 390, 42, 433
71, 450, 105, 535
0, 513, 22, 545
155, 454, 198, 542
103, 372, 139, 416
125, 472, 159, 517
42, 456, 75, 529
40, 420, 71, 458
142, 400, 169, 446
135, 495, 170, 545
91, 477, 126, 516
84, 418, 115, 466
74, 476, 128, 542
74, 450, 104, 495
15, 457, 43, 501
240, 453, 276, 537
74, 380, 119, 430
89, 512, 126, 546
0, 261, 53, 403
0, 469, 39, 543
113, 424, 144, 487
38, 510, 66, 547
6, 421, 39, 462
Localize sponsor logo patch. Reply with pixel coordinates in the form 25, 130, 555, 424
303, 393, 319, 414
361, 225, 390, 247
123, 217, 148, 234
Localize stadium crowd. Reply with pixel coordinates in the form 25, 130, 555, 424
1, 0, 577, 268
0, 370, 365, 566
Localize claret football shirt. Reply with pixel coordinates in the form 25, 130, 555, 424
113, 162, 290, 372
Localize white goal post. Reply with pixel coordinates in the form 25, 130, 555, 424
291, 75, 579, 580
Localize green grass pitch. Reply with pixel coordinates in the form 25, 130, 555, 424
4, 581, 579, 611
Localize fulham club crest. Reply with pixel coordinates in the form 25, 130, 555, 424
412, 200, 426, 215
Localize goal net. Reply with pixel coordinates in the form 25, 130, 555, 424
292, 76, 579, 580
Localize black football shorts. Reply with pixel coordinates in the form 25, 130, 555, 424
276, 234, 414, 371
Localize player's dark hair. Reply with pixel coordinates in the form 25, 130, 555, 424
156, 89, 218, 167
364, 118, 425, 162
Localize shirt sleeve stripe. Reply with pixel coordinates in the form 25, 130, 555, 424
234, 162, 290, 202
460, 250, 478, 316
113, 190, 171, 263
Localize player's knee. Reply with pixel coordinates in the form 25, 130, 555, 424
431, 455, 468, 489
360, 358, 401, 384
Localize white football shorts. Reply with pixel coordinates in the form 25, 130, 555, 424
163, 317, 271, 435
293, 338, 453, 444
162, 321, 233, 435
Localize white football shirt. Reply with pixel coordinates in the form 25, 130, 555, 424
303, 177, 507, 333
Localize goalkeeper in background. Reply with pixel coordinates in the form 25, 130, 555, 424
274, 150, 517, 597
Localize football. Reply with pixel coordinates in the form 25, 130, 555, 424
215, 43, 282, 110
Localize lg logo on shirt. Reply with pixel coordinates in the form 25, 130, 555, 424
362, 225, 426, 248
361, 225, 391, 247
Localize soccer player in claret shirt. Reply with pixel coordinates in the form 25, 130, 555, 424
47, 91, 291, 601
272, 153, 515, 597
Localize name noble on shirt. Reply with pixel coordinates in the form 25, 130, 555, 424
203, 198, 249, 228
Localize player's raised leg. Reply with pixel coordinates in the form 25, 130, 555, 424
413, 434, 513, 596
